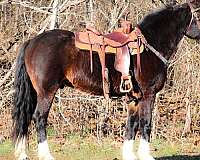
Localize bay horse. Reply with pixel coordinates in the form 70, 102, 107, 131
12, 3, 200, 160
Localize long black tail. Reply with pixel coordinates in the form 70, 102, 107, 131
12, 40, 37, 142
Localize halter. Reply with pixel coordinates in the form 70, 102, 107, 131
187, 0, 200, 14
188, 1, 200, 21
186, 9, 194, 33
186, 1, 198, 32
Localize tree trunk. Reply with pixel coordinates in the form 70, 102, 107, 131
49, 0, 59, 30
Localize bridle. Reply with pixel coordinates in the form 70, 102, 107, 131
187, 0, 200, 16
145, 43, 169, 66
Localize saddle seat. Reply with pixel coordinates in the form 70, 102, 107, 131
85, 27, 131, 47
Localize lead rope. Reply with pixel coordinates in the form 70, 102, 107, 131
145, 43, 169, 66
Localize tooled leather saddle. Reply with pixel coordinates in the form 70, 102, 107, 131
75, 21, 146, 99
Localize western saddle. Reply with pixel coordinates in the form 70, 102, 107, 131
75, 21, 146, 99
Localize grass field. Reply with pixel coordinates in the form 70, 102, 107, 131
0, 134, 199, 160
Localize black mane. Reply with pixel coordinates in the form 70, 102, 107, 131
138, 3, 192, 55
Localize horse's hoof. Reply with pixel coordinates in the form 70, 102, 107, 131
122, 150, 137, 160
18, 153, 29, 160
39, 154, 54, 160
122, 153, 137, 160
122, 140, 137, 160
138, 154, 155, 160
123, 148, 137, 160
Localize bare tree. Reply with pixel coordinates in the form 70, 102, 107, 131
49, 0, 60, 30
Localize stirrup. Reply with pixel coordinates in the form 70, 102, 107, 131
120, 75, 133, 93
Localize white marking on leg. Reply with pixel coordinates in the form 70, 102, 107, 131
122, 140, 137, 160
137, 138, 155, 160
38, 140, 54, 160
15, 136, 28, 160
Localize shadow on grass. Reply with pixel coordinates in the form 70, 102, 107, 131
156, 155, 200, 160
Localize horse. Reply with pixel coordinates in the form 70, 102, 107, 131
12, 2, 200, 160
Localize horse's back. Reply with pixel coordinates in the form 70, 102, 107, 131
27, 29, 75, 53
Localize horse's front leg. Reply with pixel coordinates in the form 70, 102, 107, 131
137, 94, 155, 160
122, 102, 139, 160
33, 95, 55, 160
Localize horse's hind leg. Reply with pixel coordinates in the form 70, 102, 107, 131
122, 102, 139, 160
33, 87, 59, 160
